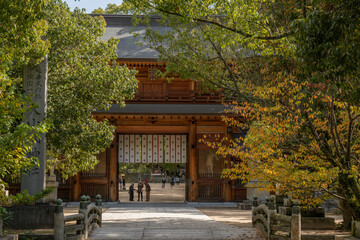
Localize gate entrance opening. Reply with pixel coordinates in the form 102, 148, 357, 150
117, 134, 187, 202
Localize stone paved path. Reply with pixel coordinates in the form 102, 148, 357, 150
89, 203, 264, 240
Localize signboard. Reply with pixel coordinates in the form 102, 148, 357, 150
118, 134, 187, 163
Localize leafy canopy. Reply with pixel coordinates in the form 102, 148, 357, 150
125, 0, 360, 220
45, 0, 138, 179
0, 0, 49, 183
0, 0, 138, 182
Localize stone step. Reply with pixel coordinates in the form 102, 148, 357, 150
243, 199, 253, 205
302, 235, 334, 240
334, 236, 358, 240
302, 217, 335, 230
237, 203, 252, 210
301, 230, 352, 240
187, 202, 237, 208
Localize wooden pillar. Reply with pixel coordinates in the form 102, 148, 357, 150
191, 80, 195, 101
224, 179, 232, 201
224, 126, 232, 201
108, 135, 118, 201
188, 120, 198, 202
73, 173, 81, 201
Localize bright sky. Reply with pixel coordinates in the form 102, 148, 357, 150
64, 0, 122, 13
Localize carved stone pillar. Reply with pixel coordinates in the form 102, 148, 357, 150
21, 57, 48, 195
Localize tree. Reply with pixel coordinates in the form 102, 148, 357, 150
45, 0, 138, 179
0, 0, 49, 184
0, 0, 138, 183
125, 0, 360, 226
92, 2, 138, 15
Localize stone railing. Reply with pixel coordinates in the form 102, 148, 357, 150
252, 196, 301, 240
54, 195, 102, 240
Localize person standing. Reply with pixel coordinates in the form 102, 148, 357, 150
170, 177, 175, 188
122, 177, 126, 190
144, 179, 151, 201
129, 183, 134, 201
137, 179, 144, 201
161, 176, 166, 188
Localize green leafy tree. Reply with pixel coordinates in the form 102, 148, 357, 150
92, 2, 157, 15
45, 0, 138, 179
92, 2, 137, 14
0, 0, 49, 184
125, 0, 360, 227
1, 0, 138, 184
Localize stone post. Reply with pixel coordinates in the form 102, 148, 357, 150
45, 174, 59, 202
251, 196, 259, 227
267, 195, 276, 239
265, 197, 270, 207
291, 200, 301, 240
54, 199, 64, 240
79, 195, 88, 210
95, 194, 102, 208
268, 195, 276, 211
86, 195, 91, 207
284, 198, 292, 207
21, 57, 48, 195
95, 194, 102, 227
78, 195, 89, 238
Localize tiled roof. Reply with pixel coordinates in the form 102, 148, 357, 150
92, 14, 170, 59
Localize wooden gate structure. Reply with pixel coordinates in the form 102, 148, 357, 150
6, 15, 249, 202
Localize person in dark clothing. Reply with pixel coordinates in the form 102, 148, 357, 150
129, 183, 134, 201
161, 176, 166, 188
170, 177, 175, 188
137, 179, 144, 201
122, 177, 126, 190
144, 179, 151, 201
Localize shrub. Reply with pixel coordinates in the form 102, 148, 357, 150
0, 187, 54, 207
0, 207, 13, 235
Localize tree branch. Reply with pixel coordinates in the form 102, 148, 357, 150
319, 186, 346, 200
330, 97, 346, 154
346, 102, 353, 165
301, 105, 337, 167
146, 3, 293, 40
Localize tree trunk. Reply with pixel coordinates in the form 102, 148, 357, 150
339, 197, 353, 230
337, 177, 360, 230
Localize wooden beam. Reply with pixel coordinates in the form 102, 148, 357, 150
116, 120, 189, 126
80, 178, 107, 184
93, 114, 224, 122
116, 126, 189, 133
223, 125, 232, 201
196, 126, 225, 133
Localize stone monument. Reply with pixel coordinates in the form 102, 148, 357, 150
21, 57, 48, 195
